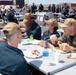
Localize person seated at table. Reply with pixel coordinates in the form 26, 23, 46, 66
67, 9, 76, 20
49, 18, 76, 52
21, 13, 41, 40
6, 8, 18, 24
0, 22, 35, 75
41, 18, 60, 45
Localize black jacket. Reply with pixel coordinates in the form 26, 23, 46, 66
26, 21, 41, 40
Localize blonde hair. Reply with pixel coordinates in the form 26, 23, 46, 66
4, 22, 21, 41
6, 31, 20, 41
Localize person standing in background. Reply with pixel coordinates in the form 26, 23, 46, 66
38, 3, 44, 12
22, 3, 29, 14
52, 4, 56, 13
6, 8, 18, 23
31, 3, 37, 13
68, 9, 76, 20
56, 5, 60, 13
62, 3, 69, 15
48, 4, 51, 12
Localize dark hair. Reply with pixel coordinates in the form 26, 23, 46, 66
54, 26, 58, 30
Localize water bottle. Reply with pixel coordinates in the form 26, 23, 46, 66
42, 42, 49, 65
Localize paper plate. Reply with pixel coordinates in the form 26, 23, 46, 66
24, 50, 42, 59
67, 53, 76, 59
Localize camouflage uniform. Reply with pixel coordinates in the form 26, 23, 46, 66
56, 18, 76, 51
58, 34, 76, 47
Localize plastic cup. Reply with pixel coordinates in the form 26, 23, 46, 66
54, 51, 60, 63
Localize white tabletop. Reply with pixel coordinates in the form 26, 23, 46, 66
53, 65, 76, 75
18, 39, 76, 75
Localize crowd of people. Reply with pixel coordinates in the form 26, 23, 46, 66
28, 2, 74, 20
0, 6, 18, 23
0, 2, 76, 75
22, 3, 76, 19
0, 3, 76, 23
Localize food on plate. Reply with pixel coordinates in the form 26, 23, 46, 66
57, 41, 62, 45
56, 47, 64, 53
67, 53, 76, 59
58, 49, 64, 52
31, 50, 35, 54
24, 50, 42, 58
67, 53, 72, 59
31, 50, 40, 56
22, 34, 26, 37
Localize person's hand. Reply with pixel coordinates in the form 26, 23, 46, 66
50, 35, 57, 44
19, 22, 26, 28
19, 22, 27, 32
59, 43, 74, 52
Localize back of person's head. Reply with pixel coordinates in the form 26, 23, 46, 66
23, 13, 35, 24
51, 18, 58, 30
52, 18, 58, 30
45, 18, 57, 24
3, 22, 21, 41
32, 3, 35, 5
45, 18, 58, 30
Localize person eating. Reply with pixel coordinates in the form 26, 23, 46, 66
19, 13, 41, 40
42, 18, 60, 45
0, 22, 35, 75
50, 18, 76, 52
